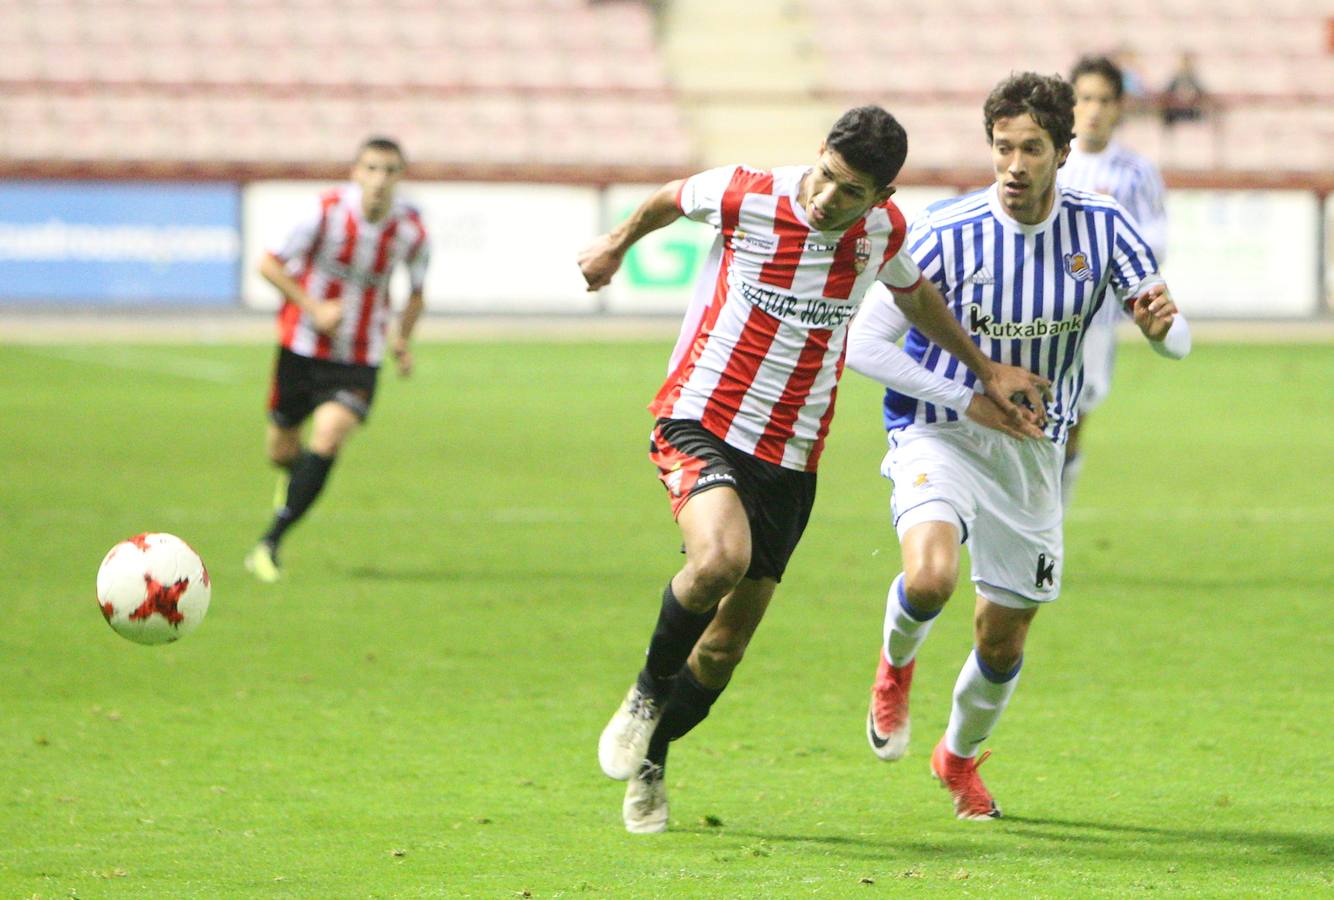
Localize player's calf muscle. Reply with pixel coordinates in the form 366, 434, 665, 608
692, 634, 746, 681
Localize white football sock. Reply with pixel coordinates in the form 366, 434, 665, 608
883, 572, 940, 668
945, 650, 1021, 758
1061, 451, 1084, 511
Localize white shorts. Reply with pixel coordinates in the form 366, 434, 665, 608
883, 421, 1064, 608
1077, 300, 1122, 414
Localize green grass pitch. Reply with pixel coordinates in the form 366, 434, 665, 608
0, 338, 1330, 897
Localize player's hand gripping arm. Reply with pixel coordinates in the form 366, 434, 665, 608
1130, 283, 1191, 359
847, 297, 1044, 440
891, 278, 1051, 427
258, 253, 342, 336
392, 289, 425, 378
578, 180, 686, 291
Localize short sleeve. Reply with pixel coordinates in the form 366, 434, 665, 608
877, 245, 922, 292
898, 216, 946, 292
676, 165, 740, 228
1128, 165, 1168, 264
406, 230, 430, 292
1108, 203, 1162, 303
268, 196, 326, 267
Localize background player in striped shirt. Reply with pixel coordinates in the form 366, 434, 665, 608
244, 137, 429, 582
1058, 55, 1169, 507
850, 73, 1190, 821
580, 106, 1049, 833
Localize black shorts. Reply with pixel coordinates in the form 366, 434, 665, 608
649, 418, 817, 583
267, 347, 379, 428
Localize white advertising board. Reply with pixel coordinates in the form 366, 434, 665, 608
243, 181, 601, 313
1163, 190, 1319, 318
1325, 192, 1334, 314
599, 183, 958, 315
241, 182, 1324, 319
600, 184, 715, 315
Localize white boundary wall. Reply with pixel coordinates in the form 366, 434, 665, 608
242, 181, 598, 313
242, 180, 1329, 319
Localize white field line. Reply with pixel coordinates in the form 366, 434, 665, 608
12, 345, 241, 383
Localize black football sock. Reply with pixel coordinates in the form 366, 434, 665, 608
636, 581, 717, 701
262, 450, 335, 547
645, 664, 724, 762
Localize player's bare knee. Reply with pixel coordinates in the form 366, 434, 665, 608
266, 435, 300, 468
975, 637, 1023, 675
268, 447, 299, 469
974, 618, 1027, 673
685, 547, 748, 602
904, 568, 956, 608
307, 438, 341, 458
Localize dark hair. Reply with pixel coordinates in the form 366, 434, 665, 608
357, 136, 406, 164
825, 106, 908, 188
983, 72, 1076, 151
1069, 55, 1124, 100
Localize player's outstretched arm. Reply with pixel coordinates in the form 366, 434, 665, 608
259, 252, 342, 335
392, 289, 425, 378
891, 278, 1051, 427
847, 296, 1043, 440
1130, 283, 1191, 359
578, 180, 686, 291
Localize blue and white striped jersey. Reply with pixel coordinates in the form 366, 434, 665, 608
883, 184, 1161, 444
1059, 138, 1167, 261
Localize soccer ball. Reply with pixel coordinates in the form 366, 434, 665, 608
96, 533, 211, 645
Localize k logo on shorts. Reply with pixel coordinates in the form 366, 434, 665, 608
1035, 553, 1056, 589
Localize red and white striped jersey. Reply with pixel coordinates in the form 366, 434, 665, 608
268, 184, 429, 367
651, 164, 922, 472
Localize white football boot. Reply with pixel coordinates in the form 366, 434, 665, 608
598, 683, 663, 780
622, 761, 668, 833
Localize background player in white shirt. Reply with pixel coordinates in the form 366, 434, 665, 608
245, 137, 429, 582
849, 73, 1190, 821
579, 106, 1049, 834
1058, 55, 1169, 507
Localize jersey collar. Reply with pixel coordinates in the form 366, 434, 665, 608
986, 183, 1063, 237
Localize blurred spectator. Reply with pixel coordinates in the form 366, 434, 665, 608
1160, 52, 1208, 126
1111, 46, 1149, 107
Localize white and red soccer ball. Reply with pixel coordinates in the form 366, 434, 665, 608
96, 533, 211, 645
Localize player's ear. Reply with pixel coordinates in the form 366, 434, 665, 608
1056, 143, 1071, 167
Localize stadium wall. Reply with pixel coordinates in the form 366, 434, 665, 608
0, 177, 1328, 319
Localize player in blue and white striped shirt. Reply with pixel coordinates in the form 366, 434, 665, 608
847, 71, 1191, 821
1058, 54, 1170, 506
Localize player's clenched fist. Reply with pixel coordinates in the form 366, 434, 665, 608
577, 235, 625, 291
311, 299, 343, 336
1130, 284, 1176, 340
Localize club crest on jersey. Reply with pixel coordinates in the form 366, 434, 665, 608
854, 236, 872, 274
1064, 251, 1093, 283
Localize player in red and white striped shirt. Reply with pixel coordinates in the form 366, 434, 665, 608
580, 106, 1049, 833
244, 137, 430, 583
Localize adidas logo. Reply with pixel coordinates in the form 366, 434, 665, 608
964, 267, 994, 286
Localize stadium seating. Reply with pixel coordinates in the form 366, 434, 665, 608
0, 0, 1328, 176
797, 0, 1332, 173
0, 0, 693, 173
